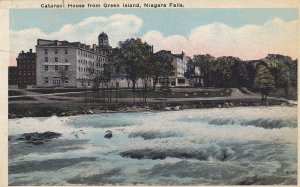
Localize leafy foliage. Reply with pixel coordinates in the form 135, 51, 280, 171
254, 65, 275, 100
117, 38, 152, 91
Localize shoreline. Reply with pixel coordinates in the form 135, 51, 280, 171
8, 98, 296, 119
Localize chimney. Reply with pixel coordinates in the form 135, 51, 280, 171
29, 49, 32, 53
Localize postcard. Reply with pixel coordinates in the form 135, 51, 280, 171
0, 0, 299, 186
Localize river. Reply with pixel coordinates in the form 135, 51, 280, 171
8, 106, 297, 185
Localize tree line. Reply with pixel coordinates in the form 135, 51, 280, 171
189, 54, 297, 99
87, 37, 297, 102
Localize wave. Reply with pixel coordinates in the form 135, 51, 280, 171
140, 160, 296, 185
70, 112, 154, 128
128, 130, 183, 140
120, 146, 235, 161
209, 118, 297, 129
179, 117, 297, 129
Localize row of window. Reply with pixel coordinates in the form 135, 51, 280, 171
18, 73, 34, 75
18, 65, 35, 68
17, 60, 35, 63
81, 81, 91, 87
45, 65, 69, 71
45, 77, 69, 84
44, 48, 68, 55
78, 66, 102, 74
78, 59, 104, 68
78, 50, 96, 59
77, 50, 107, 61
45, 57, 68, 63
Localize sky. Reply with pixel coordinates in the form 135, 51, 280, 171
9, 8, 298, 66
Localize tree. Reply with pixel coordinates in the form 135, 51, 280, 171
159, 79, 171, 100
117, 38, 152, 91
264, 54, 295, 97
254, 66, 275, 101
58, 66, 68, 87
246, 60, 267, 90
193, 54, 216, 87
86, 63, 111, 102
228, 57, 249, 88
150, 52, 174, 90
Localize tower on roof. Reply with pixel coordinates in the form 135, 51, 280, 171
98, 32, 109, 47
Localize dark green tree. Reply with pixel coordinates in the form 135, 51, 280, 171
150, 52, 175, 90
193, 54, 216, 87
117, 38, 152, 91
254, 65, 275, 101
159, 79, 172, 100
264, 54, 295, 97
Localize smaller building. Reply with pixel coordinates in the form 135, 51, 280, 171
153, 50, 190, 87
8, 49, 36, 89
8, 66, 18, 89
186, 60, 202, 87
16, 49, 36, 89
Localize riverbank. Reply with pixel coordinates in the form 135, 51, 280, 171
8, 97, 295, 119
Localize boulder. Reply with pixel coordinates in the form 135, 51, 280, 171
104, 130, 113, 139
164, 107, 171, 111
17, 131, 62, 145
174, 106, 180, 111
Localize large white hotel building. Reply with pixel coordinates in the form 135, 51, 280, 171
36, 32, 194, 88
36, 32, 112, 88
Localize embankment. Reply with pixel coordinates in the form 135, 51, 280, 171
8, 97, 294, 119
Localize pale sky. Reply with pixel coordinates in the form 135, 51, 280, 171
9, 9, 298, 66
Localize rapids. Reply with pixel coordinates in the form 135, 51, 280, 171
8, 106, 297, 185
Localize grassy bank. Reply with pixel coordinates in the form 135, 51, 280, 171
8, 97, 292, 119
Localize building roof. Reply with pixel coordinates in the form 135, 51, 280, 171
98, 32, 108, 38
155, 50, 188, 60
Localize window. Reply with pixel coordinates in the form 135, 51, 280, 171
45, 77, 49, 83
78, 67, 80, 72
55, 49, 58, 54
55, 57, 58, 62
65, 59, 68, 62
65, 65, 68, 71
44, 49, 48, 55
55, 66, 58, 71
64, 77, 68, 84
45, 57, 48, 62
88, 82, 90, 86
45, 65, 48, 71
65, 49, 68, 54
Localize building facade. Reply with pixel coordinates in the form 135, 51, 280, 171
36, 33, 110, 88
8, 49, 36, 89
17, 49, 36, 89
153, 50, 190, 87
8, 66, 18, 89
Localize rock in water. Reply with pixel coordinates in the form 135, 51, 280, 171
174, 106, 180, 111
104, 130, 112, 139
17, 131, 62, 145
164, 107, 171, 111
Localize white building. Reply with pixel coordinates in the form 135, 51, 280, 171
153, 50, 190, 87
36, 33, 111, 88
